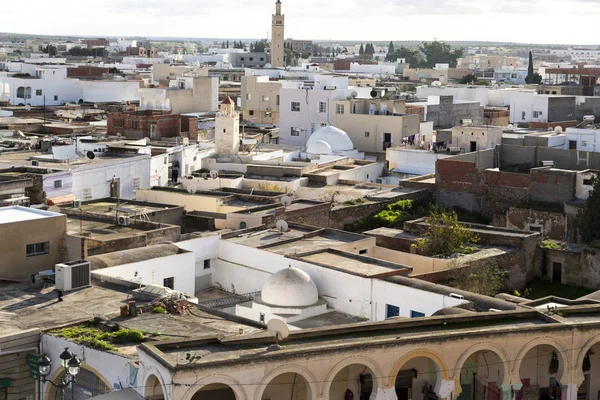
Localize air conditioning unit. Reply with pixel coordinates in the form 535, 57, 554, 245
449, 293, 465, 300
55, 260, 91, 292
72, 200, 82, 208
540, 160, 555, 167
323, 86, 337, 90
117, 215, 131, 226
375, 178, 383, 184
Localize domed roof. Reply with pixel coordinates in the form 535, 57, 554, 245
306, 139, 332, 155
306, 125, 354, 154
261, 267, 318, 307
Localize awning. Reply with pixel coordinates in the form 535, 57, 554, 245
90, 389, 144, 400
46, 194, 76, 206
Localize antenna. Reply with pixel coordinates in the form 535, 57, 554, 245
280, 196, 292, 207
275, 219, 289, 233
267, 319, 289, 351
209, 170, 219, 179
186, 184, 197, 195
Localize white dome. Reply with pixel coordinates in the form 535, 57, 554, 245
306, 139, 332, 155
306, 126, 354, 154
261, 267, 318, 307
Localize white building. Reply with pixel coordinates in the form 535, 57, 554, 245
348, 62, 396, 77
563, 126, 600, 152
279, 74, 370, 146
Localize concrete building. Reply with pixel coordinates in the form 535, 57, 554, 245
0, 174, 32, 206
457, 54, 524, 70
0, 206, 66, 278
271, 0, 285, 68
563, 126, 600, 152
230, 52, 269, 68
331, 98, 421, 154
138, 75, 219, 113
215, 96, 240, 155
291, 39, 312, 54
107, 110, 199, 141
241, 75, 283, 125
451, 125, 503, 153
413, 95, 484, 129
404, 67, 449, 84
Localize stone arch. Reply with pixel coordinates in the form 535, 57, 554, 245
576, 333, 600, 370
181, 374, 247, 400
254, 364, 318, 400
388, 348, 449, 388
453, 342, 510, 380
143, 368, 168, 400
46, 365, 112, 400
514, 337, 568, 383
322, 355, 384, 398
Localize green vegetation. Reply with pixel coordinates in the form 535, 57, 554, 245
448, 260, 507, 297
385, 40, 464, 68
577, 177, 600, 244
540, 240, 561, 250
342, 198, 365, 206
415, 209, 480, 256
67, 46, 108, 58
345, 200, 428, 232
152, 305, 167, 314
50, 320, 145, 351
517, 280, 593, 300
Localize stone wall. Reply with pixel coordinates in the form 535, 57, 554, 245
542, 246, 600, 290
506, 207, 567, 241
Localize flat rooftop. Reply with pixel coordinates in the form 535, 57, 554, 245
0, 205, 62, 224
62, 200, 179, 217
0, 150, 146, 170
66, 218, 152, 239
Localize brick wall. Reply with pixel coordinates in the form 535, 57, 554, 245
181, 116, 199, 141
67, 66, 109, 78
0, 329, 40, 400
107, 111, 181, 139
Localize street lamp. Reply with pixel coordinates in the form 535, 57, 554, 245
38, 347, 82, 399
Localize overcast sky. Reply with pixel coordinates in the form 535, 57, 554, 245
2, 0, 598, 45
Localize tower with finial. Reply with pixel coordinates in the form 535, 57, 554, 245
215, 96, 240, 155
271, 0, 285, 68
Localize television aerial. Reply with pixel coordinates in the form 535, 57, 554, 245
275, 219, 289, 233
187, 184, 197, 195
209, 170, 219, 179
280, 196, 292, 207
554, 126, 563, 134
266, 319, 289, 351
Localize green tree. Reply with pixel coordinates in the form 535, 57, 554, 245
42, 45, 58, 56
388, 41, 395, 55
391, 45, 424, 67
577, 177, 600, 244
448, 259, 507, 297
527, 51, 534, 83
526, 72, 543, 84
414, 209, 479, 256
359, 43, 364, 55
459, 74, 478, 84
226, 40, 229, 48
418, 41, 464, 68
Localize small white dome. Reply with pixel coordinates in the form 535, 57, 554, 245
306, 139, 333, 155
306, 125, 354, 154
262, 267, 318, 307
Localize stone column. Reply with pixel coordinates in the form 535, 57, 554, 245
373, 386, 398, 400
563, 383, 580, 400
500, 383, 523, 400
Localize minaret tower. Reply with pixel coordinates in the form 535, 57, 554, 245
215, 97, 240, 155
271, 0, 285, 68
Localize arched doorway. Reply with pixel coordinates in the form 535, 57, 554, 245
518, 344, 564, 399
50, 367, 111, 400
261, 372, 312, 400
578, 341, 600, 400
457, 350, 505, 400
145, 374, 166, 400
395, 356, 442, 400
191, 383, 236, 400
329, 364, 376, 400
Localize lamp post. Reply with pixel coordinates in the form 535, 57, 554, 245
38, 347, 82, 400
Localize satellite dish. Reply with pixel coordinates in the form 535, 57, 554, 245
275, 220, 289, 233
280, 196, 292, 207
25, 105, 31, 111
48, 206, 60, 213
554, 126, 563, 134
186, 184, 197, 194
267, 319, 289, 351
548, 127, 554, 132
346, 95, 353, 100
86, 151, 95, 159
351, 90, 358, 98
432, 81, 442, 87
102, 115, 107, 120
507, 124, 514, 130
209, 170, 219, 179
116, 132, 122, 138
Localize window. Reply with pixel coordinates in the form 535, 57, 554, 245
249, 110, 254, 116
521, 111, 526, 120
533, 111, 539, 118
359, 249, 367, 254
336, 104, 345, 114
249, 57, 253, 61
132, 177, 140, 190
223, 128, 226, 133
26, 242, 49, 257
163, 277, 174, 289
260, 57, 264, 61
582, 141, 588, 147
53, 95, 58, 101
265, 111, 272, 118
529, 225, 542, 233
259, 313, 265, 323
583, 178, 594, 185
364, 131, 370, 138
410, 310, 425, 318
204, 259, 211, 270
290, 127, 300, 136
54, 180, 62, 188
276, 95, 280, 106
240, 57, 245, 61
291, 101, 300, 112
246, 94, 251, 100
262, 96, 269, 101
36, 89, 42, 96
386, 304, 400, 318
318, 101, 327, 113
